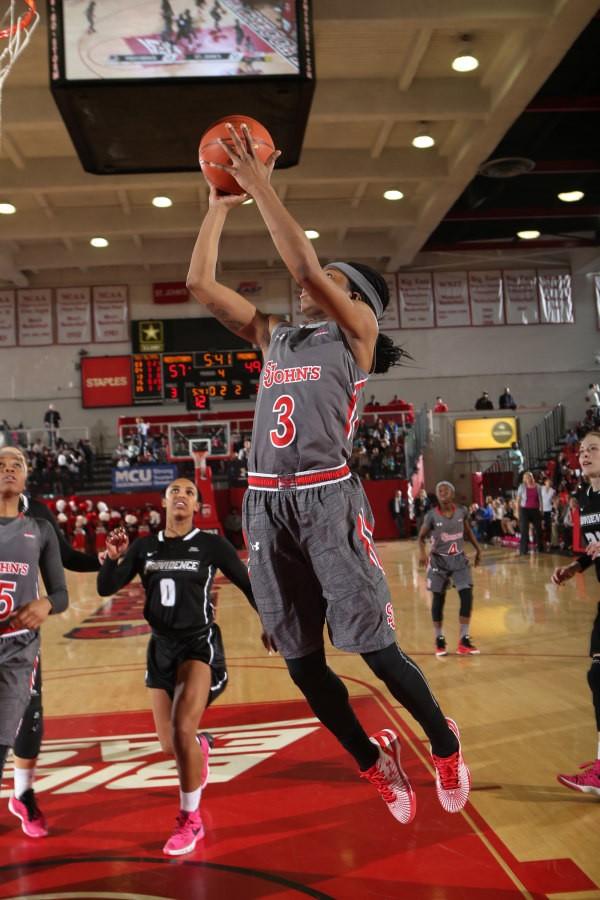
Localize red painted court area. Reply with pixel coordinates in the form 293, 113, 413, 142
0, 693, 595, 899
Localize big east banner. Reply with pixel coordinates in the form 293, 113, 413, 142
81, 355, 132, 407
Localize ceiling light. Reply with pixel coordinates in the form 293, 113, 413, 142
90, 237, 109, 248
517, 230, 540, 240
0, 202, 16, 215
557, 190, 584, 203
305, 230, 320, 240
242, 197, 254, 205
412, 126, 435, 149
452, 54, 479, 72
152, 195, 172, 208
383, 190, 404, 201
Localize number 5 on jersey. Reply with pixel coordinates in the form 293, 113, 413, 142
270, 395, 296, 448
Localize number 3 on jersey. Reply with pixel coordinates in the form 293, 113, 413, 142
270, 395, 296, 448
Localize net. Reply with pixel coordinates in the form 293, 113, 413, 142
0, 1, 39, 144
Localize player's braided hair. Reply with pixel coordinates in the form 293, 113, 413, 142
343, 262, 411, 374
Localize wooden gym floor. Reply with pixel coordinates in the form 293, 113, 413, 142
0, 540, 599, 899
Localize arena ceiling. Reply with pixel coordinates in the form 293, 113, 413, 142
0, 0, 598, 287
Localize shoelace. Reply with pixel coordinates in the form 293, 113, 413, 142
432, 753, 460, 790
361, 767, 397, 803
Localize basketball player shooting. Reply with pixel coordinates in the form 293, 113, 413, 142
187, 121, 471, 825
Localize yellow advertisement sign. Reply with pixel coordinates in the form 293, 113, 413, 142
454, 417, 517, 450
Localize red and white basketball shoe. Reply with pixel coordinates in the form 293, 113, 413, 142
431, 718, 471, 813
162, 809, 204, 856
8, 789, 48, 838
557, 760, 600, 796
457, 635, 480, 655
360, 728, 416, 824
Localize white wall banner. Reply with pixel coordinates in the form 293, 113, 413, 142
93, 285, 129, 342
0, 290, 16, 347
538, 270, 573, 324
17, 288, 53, 346
381, 274, 400, 329
504, 270, 539, 325
397, 273, 434, 328
56, 286, 92, 344
468, 270, 504, 326
433, 271, 471, 327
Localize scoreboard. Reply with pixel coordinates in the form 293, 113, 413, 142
131, 349, 262, 406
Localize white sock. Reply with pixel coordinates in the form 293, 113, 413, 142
14, 767, 35, 799
180, 787, 201, 812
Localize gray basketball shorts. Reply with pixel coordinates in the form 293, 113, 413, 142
0, 630, 40, 746
242, 475, 396, 658
426, 553, 473, 593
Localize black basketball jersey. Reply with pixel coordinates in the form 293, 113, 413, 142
97, 527, 254, 637
576, 485, 600, 582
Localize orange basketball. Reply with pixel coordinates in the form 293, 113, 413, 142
199, 115, 275, 195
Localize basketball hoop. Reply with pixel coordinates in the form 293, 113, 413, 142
0, 1, 39, 143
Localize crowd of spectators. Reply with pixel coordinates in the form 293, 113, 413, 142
49, 497, 163, 555
20, 438, 95, 495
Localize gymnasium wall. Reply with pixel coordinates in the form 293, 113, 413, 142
0, 248, 597, 447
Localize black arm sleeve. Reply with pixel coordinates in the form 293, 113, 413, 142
207, 534, 256, 610
577, 553, 594, 573
37, 520, 69, 614
97, 540, 143, 596
28, 500, 100, 572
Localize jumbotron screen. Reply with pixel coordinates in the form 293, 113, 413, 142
52, 0, 304, 80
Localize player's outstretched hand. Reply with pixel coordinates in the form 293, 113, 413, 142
10, 597, 52, 630
551, 564, 577, 586
209, 122, 281, 196
586, 540, 600, 559
207, 184, 249, 209
106, 526, 129, 560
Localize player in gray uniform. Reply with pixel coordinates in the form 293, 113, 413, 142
186, 121, 472, 824
418, 482, 481, 657
0, 447, 68, 836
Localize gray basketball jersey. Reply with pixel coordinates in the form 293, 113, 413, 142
0, 516, 46, 636
249, 320, 369, 475
423, 506, 468, 558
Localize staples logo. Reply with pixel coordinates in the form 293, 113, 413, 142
86, 377, 128, 388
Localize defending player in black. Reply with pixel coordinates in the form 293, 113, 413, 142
0, 447, 68, 837
552, 431, 600, 797
186, 122, 471, 825
97, 477, 263, 855
418, 481, 482, 657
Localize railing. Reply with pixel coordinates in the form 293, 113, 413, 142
0, 425, 90, 449
485, 403, 565, 474
404, 405, 430, 476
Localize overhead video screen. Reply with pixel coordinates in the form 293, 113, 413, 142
54, 0, 304, 80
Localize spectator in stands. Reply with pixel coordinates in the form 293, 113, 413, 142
498, 387, 517, 410
433, 397, 448, 413
585, 383, 600, 409
508, 441, 524, 487
561, 496, 578, 553
515, 471, 543, 556
43, 403, 61, 448
364, 394, 380, 411
565, 428, 579, 447
501, 499, 517, 537
224, 506, 243, 548
474, 392, 493, 411
390, 488, 406, 539
541, 477, 556, 550
414, 487, 431, 533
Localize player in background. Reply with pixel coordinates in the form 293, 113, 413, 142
186, 122, 471, 826
418, 481, 482, 657
0, 448, 68, 836
0, 447, 102, 838
552, 431, 600, 797
98, 477, 266, 855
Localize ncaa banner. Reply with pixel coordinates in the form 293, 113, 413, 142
81, 355, 132, 407
112, 464, 178, 492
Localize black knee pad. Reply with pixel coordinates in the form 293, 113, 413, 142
285, 649, 330, 694
13, 691, 44, 760
458, 588, 473, 619
431, 592, 446, 622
